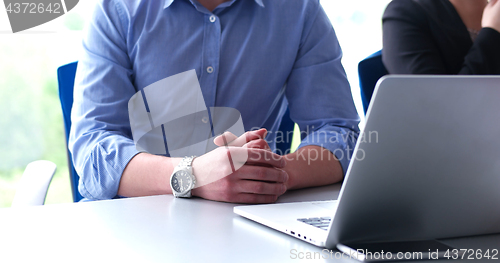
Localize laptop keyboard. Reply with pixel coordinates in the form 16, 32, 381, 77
297, 217, 332, 231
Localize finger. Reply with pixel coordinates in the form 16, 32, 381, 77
249, 128, 267, 140
234, 193, 278, 204
243, 138, 271, 151
245, 148, 286, 168
213, 131, 238, 146
234, 165, 288, 183
232, 129, 267, 146
227, 147, 285, 174
487, 0, 499, 8
237, 180, 287, 196
214, 129, 267, 147
228, 147, 285, 168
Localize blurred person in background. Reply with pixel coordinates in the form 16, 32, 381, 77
382, 0, 500, 74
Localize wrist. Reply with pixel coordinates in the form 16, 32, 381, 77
283, 153, 300, 190
283, 146, 344, 190
164, 157, 181, 194
169, 156, 196, 198
189, 157, 206, 198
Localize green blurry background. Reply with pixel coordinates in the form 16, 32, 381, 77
0, 9, 88, 207
0, 0, 390, 208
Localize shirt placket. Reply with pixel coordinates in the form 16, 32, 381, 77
184, 10, 222, 155
200, 13, 221, 138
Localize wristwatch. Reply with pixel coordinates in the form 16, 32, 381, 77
170, 156, 197, 198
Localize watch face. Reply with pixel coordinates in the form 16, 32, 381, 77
171, 170, 192, 193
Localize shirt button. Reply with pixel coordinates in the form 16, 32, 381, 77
209, 15, 216, 23
202, 117, 209, 123
207, 66, 214, 74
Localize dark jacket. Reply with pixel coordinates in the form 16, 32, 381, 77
382, 0, 500, 74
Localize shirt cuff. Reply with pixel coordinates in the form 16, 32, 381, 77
297, 125, 359, 175
78, 137, 140, 200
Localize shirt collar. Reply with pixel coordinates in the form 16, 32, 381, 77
164, 0, 264, 9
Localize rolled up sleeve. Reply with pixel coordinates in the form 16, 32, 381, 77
286, 2, 360, 174
69, 0, 139, 200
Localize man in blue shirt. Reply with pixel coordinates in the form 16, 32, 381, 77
69, 0, 360, 202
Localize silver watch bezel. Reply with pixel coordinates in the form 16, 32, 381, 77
170, 170, 195, 196
170, 156, 196, 198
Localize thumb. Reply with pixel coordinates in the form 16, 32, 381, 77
251, 128, 268, 140
214, 128, 268, 147
213, 131, 238, 147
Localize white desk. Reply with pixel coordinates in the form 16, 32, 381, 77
0, 184, 498, 262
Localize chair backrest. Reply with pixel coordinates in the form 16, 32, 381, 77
57, 62, 83, 202
358, 50, 388, 115
275, 108, 294, 155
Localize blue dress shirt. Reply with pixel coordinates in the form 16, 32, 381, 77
69, 0, 360, 200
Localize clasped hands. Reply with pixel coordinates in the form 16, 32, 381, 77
191, 128, 289, 203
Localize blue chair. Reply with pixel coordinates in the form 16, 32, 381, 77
57, 62, 83, 202
275, 108, 294, 155
358, 50, 388, 114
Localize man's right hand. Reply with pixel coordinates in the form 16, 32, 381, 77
191, 129, 288, 203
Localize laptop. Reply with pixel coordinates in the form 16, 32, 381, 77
234, 76, 500, 255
